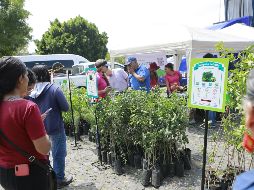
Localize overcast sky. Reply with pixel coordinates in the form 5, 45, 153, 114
25, 0, 224, 53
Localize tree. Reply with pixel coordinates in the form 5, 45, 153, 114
0, 0, 32, 57
105, 52, 125, 64
35, 16, 108, 61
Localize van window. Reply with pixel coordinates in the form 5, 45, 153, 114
72, 65, 85, 75
23, 60, 74, 69
88, 64, 95, 68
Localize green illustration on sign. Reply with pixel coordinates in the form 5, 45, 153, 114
202, 71, 216, 82
188, 58, 229, 112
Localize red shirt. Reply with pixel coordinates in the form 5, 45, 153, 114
165, 71, 181, 92
97, 72, 108, 98
0, 99, 48, 168
150, 72, 158, 88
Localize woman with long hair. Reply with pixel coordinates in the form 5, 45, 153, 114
0, 57, 51, 190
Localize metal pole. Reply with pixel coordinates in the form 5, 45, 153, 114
95, 102, 102, 165
201, 110, 209, 190
67, 71, 77, 146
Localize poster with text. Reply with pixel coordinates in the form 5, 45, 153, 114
86, 68, 98, 98
125, 52, 167, 78
125, 52, 167, 69
188, 58, 229, 112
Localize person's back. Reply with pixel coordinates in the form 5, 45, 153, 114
0, 100, 48, 167
29, 83, 69, 135
149, 62, 160, 88
0, 57, 51, 190
107, 68, 128, 92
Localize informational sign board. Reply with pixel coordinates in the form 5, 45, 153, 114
125, 52, 167, 69
86, 68, 98, 98
188, 58, 229, 112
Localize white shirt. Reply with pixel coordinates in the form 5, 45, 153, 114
108, 68, 128, 92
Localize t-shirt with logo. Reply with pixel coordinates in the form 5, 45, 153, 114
0, 99, 47, 168
108, 68, 128, 92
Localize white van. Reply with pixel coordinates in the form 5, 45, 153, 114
13, 54, 89, 69
53, 62, 125, 88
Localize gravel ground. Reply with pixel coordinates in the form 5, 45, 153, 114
62, 123, 228, 190
0, 123, 241, 190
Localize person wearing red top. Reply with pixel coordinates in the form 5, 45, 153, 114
95, 59, 112, 98
0, 57, 51, 190
164, 63, 182, 96
149, 62, 160, 88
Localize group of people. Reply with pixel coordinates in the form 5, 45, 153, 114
0, 57, 72, 190
95, 56, 184, 98
0, 56, 184, 190
2, 56, 254, 190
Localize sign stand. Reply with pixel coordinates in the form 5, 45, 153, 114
187, 58, 229, 190
67, 71, 81, 149
86, 68, 101, 163
201, 110, 209, 190
94, 101, 102, 165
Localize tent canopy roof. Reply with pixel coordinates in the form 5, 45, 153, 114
110, 25, 254, 57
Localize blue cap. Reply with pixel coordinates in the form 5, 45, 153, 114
125, 57, 137, 65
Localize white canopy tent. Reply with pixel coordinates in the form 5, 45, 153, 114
110, 24, 254, 70
219, 23, 254, 40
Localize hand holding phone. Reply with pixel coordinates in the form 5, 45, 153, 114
41, 108, 52, 121
44, 108, 52, 115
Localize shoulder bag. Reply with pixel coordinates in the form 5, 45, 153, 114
0, 129, 57, 190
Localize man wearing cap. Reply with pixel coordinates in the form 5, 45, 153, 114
125, 57, 151, 92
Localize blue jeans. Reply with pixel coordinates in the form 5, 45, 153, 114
50, 131, 67, 181
208, 111, 216, 125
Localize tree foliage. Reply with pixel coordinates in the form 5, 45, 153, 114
216, 43, 254, 149
105, 52, 125, 64
35, 16, 108, 61
0, 0, 32, 57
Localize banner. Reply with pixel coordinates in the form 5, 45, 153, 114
125, 52, 167, 77
188, 58, 229, 112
